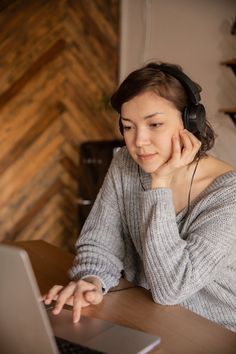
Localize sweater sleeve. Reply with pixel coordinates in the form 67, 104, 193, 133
69, 152, 125, 292
140, 186, 236, 305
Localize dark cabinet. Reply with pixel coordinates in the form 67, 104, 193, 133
77, 140, 124, 232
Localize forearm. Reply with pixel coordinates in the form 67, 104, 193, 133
140, 189, 233, 304
70, 250, 123, 293
70, 187, 125, 292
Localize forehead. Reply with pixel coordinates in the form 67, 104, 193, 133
121, 91, 177, 118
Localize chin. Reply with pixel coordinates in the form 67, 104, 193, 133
137, 161, 165, 174
140, 166, 160, 174
129, 152, 168, 174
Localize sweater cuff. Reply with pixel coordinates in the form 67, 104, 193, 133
141, 188, 176, 219
68, 267, 119, 294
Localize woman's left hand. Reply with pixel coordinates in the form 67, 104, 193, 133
151, 129, 201, 188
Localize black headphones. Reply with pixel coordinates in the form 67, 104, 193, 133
119, 64, 206, 136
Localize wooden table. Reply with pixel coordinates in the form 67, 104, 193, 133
6, 240, 236, 354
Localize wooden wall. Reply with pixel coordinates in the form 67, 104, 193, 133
0, 0, 120, 250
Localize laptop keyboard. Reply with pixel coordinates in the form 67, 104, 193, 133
55, 336, 106, 354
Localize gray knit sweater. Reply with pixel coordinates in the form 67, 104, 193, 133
70, 147, 236, 332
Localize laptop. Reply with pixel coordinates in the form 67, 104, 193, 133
0, 244, 161, 354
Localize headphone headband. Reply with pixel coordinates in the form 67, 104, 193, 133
155, 64, 201, 105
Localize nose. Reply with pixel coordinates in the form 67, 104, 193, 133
135, 127, 150, 147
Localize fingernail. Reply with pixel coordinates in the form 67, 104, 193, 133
53, 308, 59, 314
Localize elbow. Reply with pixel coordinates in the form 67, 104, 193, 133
152, 294, 181, 306
151, 288, 186, 305
149, 270, 195, 305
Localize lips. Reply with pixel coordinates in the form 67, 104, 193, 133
137, 153, 157, 161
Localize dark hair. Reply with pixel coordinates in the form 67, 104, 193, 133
111, 62, 215, 158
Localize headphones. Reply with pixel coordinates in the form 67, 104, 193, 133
119, 64, 206, 136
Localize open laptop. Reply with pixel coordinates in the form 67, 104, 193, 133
0, 244, 161, 354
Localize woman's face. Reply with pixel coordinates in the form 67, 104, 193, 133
120, 90, 184, 173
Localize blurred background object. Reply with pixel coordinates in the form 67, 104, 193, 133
77, 140, 123, 232
0, 0, 120, 250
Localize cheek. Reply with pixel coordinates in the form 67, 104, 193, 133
124, 134, 130, 147
123, 135, 134, 155
156, 122, 182, 157
155, 133, 173, 158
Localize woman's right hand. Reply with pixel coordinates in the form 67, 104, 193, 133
43, 277, 103, 323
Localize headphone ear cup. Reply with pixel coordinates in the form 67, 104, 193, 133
183, 106, 190, 130
183, 104, 206, 134
195, 104, 206, 133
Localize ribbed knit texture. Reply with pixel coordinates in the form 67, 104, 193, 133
70, 147, 236, 332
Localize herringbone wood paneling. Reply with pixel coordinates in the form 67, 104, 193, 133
0, 0, 120, 250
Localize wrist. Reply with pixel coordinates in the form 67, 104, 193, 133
81, 276, 103, 291
151, 175, 172, 189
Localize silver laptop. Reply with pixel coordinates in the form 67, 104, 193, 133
0, 244, 161, 354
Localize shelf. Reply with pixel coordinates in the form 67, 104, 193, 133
219, 108, 236, 125
220, 59, 236, 75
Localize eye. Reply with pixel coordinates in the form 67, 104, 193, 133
149, 122, 162, 128
123, 126, 131, 131
123, 125, 135, 131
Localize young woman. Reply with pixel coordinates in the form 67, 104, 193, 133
44, 62, 236, 332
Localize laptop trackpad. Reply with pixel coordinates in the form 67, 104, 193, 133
86, 325, 161, 354
48, 308, 113, 344
48, 308, 160, 354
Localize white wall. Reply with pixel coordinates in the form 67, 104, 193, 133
120, 0, 236, 166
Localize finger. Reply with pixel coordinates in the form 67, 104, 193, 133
66, 295, 74, 307
180, 130, 201, 162
181, 129, 201, 149
188, 132, 202, 152
171, 134, 182, 162
84, 289, 103, 305
44, 285, 64, 304
180, 130, 193, 157
64, 279, 102, 323
53, 282, 76, 315
72, 291, 83, 323
72, 282, 100, 323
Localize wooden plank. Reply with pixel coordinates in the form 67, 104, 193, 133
0, 162, 63, 234
0, 0, 119, 248
0, 103, 64, 175
0, 121, 64, 206
0, 39, 66, 107
5, 179, 63, 241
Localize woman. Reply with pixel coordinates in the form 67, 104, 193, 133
44, 62, 236, 332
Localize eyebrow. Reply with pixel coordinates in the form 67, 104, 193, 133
120, 112, 164, 121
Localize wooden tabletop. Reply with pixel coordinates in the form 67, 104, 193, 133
5, 240, 236, 354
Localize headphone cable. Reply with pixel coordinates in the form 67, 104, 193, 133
186, 156, 200, 215
138, 157, 200, 215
